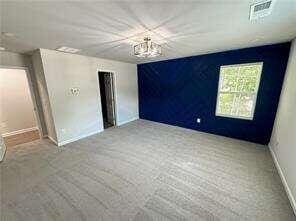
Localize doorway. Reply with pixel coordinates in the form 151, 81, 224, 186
0, 67, 40, 148
98, 71, 116, 129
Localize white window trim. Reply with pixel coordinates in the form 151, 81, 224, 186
215, 62, 263, 120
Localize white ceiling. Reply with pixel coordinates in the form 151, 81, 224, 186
1, 0, 296, 64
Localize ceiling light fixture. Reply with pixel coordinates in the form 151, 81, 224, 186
0, 46, 5, 51
134, 37, 161, 58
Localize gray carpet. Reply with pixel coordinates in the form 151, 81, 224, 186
1, 120, 295, 221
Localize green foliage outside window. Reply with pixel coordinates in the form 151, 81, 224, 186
216, 63, 262, 119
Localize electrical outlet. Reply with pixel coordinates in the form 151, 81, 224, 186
196, 118, 201, 123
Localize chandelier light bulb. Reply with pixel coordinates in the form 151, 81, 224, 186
134, 37, 161, 58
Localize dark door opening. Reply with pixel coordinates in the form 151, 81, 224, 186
98, 71, 116, 129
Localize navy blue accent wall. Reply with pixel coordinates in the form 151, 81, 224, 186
138, 43, 291, 144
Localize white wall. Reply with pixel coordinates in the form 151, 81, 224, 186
0, 68, 37, 135
0, 51, 33, 160
0, 51, 47, 136
270, 39, 296, 214
32, 50, 57, 141
38, 49, 138, 145
96, 56, 139, 126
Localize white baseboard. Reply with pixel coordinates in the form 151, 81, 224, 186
269, 144, 296, 215
47, 136, 58, 146
117, 117, 139, 126
57, 130, 102, 146
0, 145, 6, 162
57, 117, 139, 146
2, 127, 39, 137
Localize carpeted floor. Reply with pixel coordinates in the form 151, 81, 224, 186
1, 120, 295, 221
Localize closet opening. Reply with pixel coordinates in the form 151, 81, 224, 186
98, 71, 116, 129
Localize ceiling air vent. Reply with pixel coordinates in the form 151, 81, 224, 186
250, 0, 273, 20
56, 46, 80, 53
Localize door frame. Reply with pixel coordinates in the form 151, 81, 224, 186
98, 70, 118, 128
0, 65, 43, 138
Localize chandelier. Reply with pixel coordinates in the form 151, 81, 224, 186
134, 37, 161, 58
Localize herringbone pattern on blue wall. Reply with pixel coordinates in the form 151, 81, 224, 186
138, 43, 291, 144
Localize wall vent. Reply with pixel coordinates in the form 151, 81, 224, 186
250, 0, 273, 20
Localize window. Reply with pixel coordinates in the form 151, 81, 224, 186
216, 62, 263, 120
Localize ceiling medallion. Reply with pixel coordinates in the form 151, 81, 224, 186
134, 37, 161, 58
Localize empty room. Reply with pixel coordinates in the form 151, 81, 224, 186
0, 1, 295, 220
